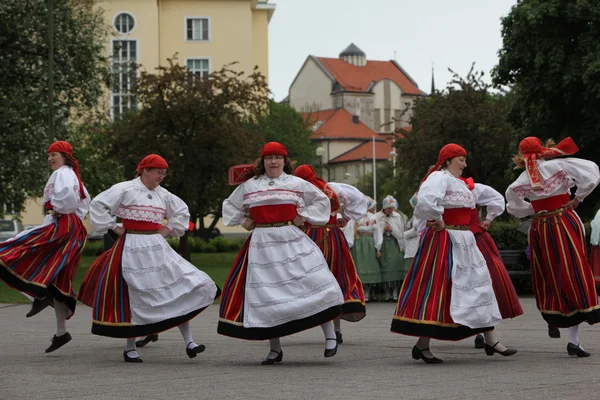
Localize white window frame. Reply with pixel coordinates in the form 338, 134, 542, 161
113, 12, 137, 35
185, 57, 211, 78
110, 39, 139, 120
184, 16, 211, 42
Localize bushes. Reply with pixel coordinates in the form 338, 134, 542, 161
83, 235, 246, 256
487, 219, 528, 250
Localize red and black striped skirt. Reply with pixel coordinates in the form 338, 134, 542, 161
529, 209, 600, 327
0, 214, 86, 316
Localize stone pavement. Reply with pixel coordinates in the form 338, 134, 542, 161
1, 297, 599, 400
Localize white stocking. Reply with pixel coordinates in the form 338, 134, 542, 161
53, 300, 68, 336
125, 338, 139, 358
321, 321, 336, 350
569, 325, 581, 347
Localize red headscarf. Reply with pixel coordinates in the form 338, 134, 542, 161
418, 143, 467, 188
136, 154, 169, 176
47, 141, 86, 199
294, 164, 340, 212
260, 142, 288, 157
518, 136, 578, 189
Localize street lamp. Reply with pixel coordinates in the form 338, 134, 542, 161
315, 146, 325, 177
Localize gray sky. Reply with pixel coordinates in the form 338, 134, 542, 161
268, 0, 518, 101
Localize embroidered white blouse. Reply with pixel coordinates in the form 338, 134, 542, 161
328, 182, 367, 221
355, 212, 383, 250
42, 165, 90, 220
375, 210, 405, 250
90, 177, 191, 237
506, 158, 600, 218
222, 172, 331, 226
473, 183, 505, 221
415, 170, 476, 222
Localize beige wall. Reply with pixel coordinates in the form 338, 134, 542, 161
98, 0, 270, 78
289, 58, 334, 112
372, 79, 415, 132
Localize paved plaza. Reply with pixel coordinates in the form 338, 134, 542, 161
1, 297, 599, 400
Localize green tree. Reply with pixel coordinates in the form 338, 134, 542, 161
0, 0, 109, 215
493, 0, 600, 218
391, 66, 518, 212
106, 58, 270, 259
251, 101, 314, 166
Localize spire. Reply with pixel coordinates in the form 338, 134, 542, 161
430, 64, 436, 94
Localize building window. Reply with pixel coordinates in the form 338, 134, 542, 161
114, 13, 135, 34
186, 18, 209, 41
186, 58, 210, 78
111, 40, 137, 120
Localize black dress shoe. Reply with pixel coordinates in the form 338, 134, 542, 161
567, 342, 590, 357
335, 331, 343, 344
261, 349, 283, 365
484, 341, 518, 357
548, 325, 561, 339
474, 334, 485, 349
135, 333, 159, 348
45, 332, 72, 353
324, 338, 338, 357
27, 297, 53, 318
186, 343, 206, 359
123, 349, 143, 363
411, 346, 443, 364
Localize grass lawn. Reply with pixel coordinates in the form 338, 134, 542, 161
0, 252, 237, 304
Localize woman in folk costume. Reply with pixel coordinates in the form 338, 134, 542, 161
391, 143, 516, 364
351, 197, 383, 302
459, 179, 524, 349
0, 141, 90, 353
506, 137, 600, 357
375, 195, 408, 301
220, 142, 344, 365
294, 164, 367, 344
589, 209, 600, 287
78, 154, 218, 363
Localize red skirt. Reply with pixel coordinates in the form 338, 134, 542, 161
391, 227, 491, 340
475, 232, 523, 319
305, 225, 366, 322
529, 209, 600, 327
0, 214, 86, 316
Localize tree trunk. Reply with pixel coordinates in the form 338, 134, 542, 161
180, 232, 191, 261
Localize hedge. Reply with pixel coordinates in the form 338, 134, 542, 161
83, 236, 246, 257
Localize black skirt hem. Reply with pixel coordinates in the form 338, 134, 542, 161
391, 319, 492, 341
217, 305, 343, 340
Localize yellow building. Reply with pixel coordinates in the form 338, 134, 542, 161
102, 0, 276, 118
18, 0, 275, 233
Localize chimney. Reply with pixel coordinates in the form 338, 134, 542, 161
352, 115, 360, 124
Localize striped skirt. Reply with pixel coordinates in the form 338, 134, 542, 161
78, 233, 218, 338
218, 228, 343, 340
475, 232, 523, 319
305, 226, 365, 322
0, 214, 86, 316
529, 209, 600, 327
391, 227, 493, 340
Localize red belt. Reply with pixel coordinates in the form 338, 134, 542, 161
531, 194, 570, 213
122, 219, 162, 231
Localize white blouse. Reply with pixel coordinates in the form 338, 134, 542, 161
473, 183, 505, 221
355, 212, 383, 250
328, 182, 367, 221
90, 177, 191, 237
415, 170, 475, 222
375, 210, 405, 250
222, 172, 331, 226
42, 165, 90, 220
506, 158, 600, 218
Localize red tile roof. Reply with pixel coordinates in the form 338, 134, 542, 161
317, 57, 422, 95
304, 108, 377, 140
329, 139, 395, 164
